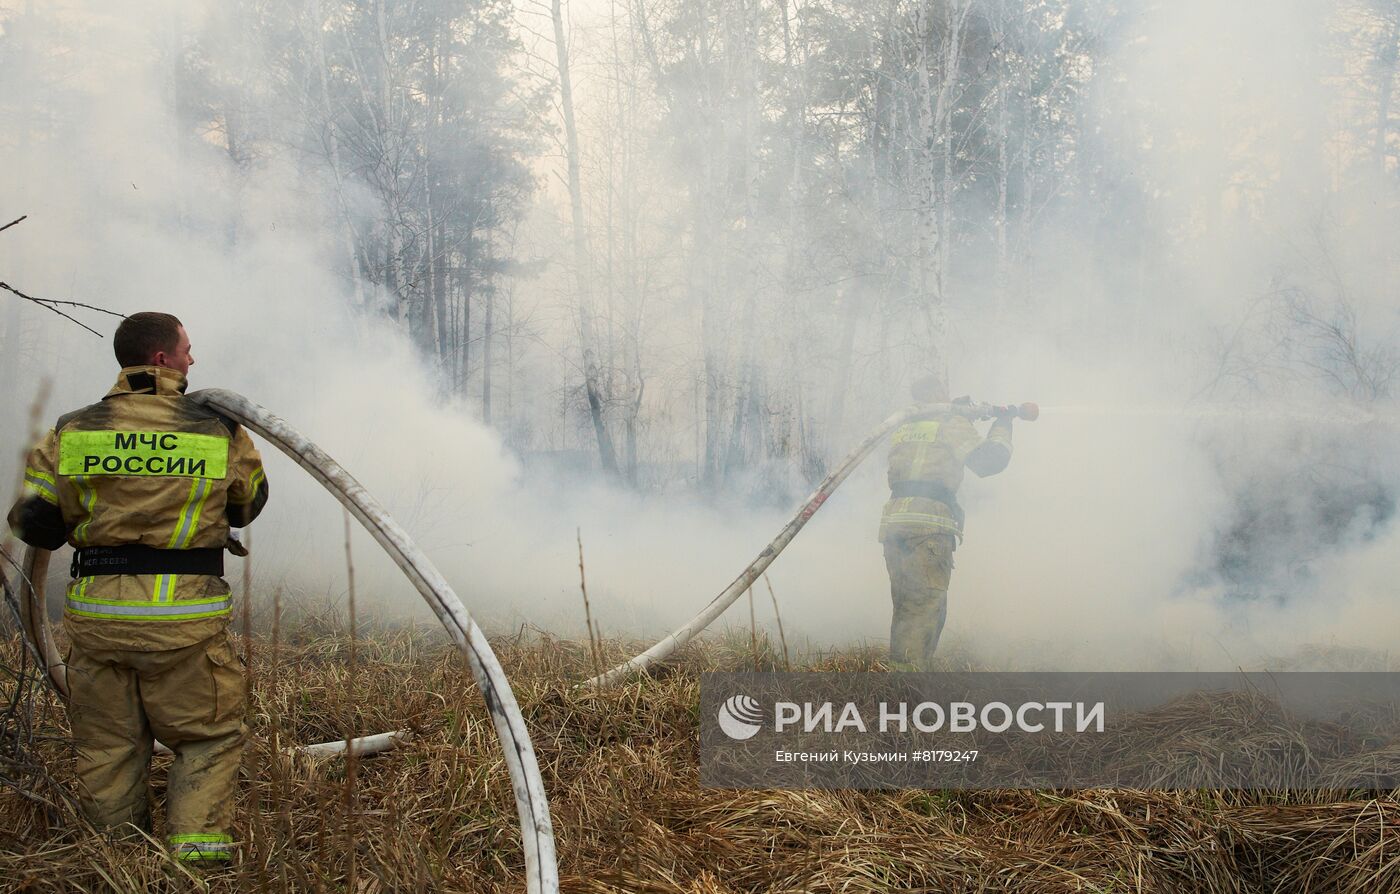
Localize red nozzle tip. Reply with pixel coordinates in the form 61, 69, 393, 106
1019, 402, 1039, 421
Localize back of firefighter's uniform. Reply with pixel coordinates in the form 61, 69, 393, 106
7, 366, 268, 864
879, 409, 1012, 670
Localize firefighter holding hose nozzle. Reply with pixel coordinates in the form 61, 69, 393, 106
880, 375, 1034, 670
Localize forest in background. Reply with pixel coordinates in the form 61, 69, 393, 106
2, 0, 1399, 613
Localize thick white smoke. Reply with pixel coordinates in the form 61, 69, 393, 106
2, 0, 1397, 671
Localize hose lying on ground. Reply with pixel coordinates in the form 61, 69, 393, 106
14, 389, 559, 894
583, 400, 1036, 688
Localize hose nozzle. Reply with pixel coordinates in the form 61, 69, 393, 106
988, 402, 1039, 421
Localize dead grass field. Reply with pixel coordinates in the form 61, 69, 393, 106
3, 621, 1399, 894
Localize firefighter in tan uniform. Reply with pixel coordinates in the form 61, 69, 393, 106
879, 377, 1012, 669
7, 312, 268, 865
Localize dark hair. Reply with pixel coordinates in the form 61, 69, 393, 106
114, 312, 184, 367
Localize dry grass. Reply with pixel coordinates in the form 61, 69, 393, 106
2, 621, 1399, 893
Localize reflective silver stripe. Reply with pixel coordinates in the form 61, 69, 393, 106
65, 596, 231, 617
73, 475, 97, 544
154, 573, 177, 603
882, 513, 961, 530
169, 833, 233, 844
173, 844, 234, 860
170, 834, 234, 860
23, 473, 58, 502
230, 468, 266, 506
170, 477, 210, 548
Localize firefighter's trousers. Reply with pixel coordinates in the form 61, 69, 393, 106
883, 532, 955, 671
66, 631, 246, 862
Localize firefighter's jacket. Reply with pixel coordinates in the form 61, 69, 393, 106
7, 366, 268, 651
878, 411, 1012, 542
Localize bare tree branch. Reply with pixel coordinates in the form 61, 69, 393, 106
0, 282, 124, 338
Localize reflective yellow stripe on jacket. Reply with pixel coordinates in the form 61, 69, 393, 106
22, 467, 58, 504
65, 592, 232, 621
880, 510, 962, 532
168, 477, 213, 548
71, 475, 97, 545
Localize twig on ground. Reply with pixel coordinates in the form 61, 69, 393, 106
748, 587, 761, 671
342, 507, 359, 891
764, 574, 791, 672
238, 526, 265, 884
577, 528, 604, 682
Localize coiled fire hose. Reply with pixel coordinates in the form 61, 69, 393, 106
13, 389, 558, 894
583, 400, 1038, 688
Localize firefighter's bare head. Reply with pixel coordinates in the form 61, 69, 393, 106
910, 373, 949, 404
115, 312, 194, 376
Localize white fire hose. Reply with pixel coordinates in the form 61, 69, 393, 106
13, 389, 558, 894
583, 400, 1037, 688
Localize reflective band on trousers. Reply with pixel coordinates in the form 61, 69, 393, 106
170, 833, 234, 862
65, 593, 232, 621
